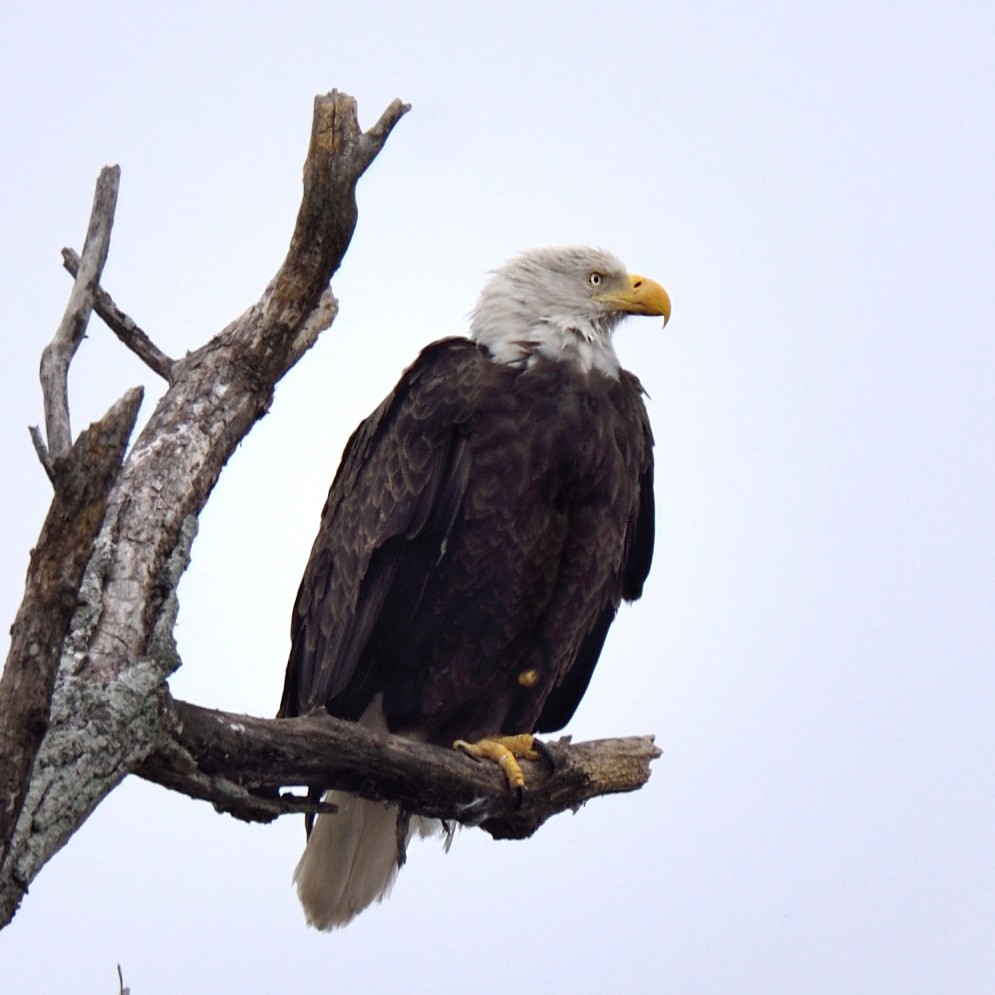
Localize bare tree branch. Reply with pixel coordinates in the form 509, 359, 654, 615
0, 91, 410, 929
27, 425, 54, 482
61, 247, 176, 382
39, 166, 120, 461
138, 696, 661, 840
259, 92, 410, 375
0, 389, 143, 869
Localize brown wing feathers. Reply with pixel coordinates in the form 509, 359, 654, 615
279, 339, 479, 720
280, 338, 654, 745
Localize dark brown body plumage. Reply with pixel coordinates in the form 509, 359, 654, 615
279, 337, 654, 747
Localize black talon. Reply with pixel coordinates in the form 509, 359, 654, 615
515, 784, 526, 808
455, 742, 482, 764
533, 736, 556, 771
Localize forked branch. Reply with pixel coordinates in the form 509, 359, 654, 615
61, 247, 175, 382
0, 91, 412, 929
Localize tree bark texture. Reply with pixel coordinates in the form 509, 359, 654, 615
0, 389, 142, 871
139, 696, 660, 841
0, 90, 661, 930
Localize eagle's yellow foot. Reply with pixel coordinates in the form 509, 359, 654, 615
453, 734, 544, 794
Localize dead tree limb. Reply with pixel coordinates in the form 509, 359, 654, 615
39, 166, 120, 465
138, 696, 661, 840
61, 247, 175, 382
0, 91, 409, 928
0, 389, 142, 871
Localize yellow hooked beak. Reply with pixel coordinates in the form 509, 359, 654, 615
595, 274, 672, 326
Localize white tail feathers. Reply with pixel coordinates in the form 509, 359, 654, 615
294, 789, 403, 929
291, 696, 440, 929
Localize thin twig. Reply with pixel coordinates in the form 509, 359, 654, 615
61, 247, 175, 382
27, 426, 54, 482
39, 166, 120, 462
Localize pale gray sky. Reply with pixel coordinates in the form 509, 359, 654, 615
2, 2, 993, 992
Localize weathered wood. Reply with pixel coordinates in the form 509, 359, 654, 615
0, 92, 408, 929
0, 389, 142, 869
61, 247, 175, 382
28, 425, 54, 481
268, 94, 409, 334
39, 166, 120, 461
138, 696, 661, 841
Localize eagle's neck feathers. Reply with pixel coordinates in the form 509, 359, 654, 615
468, 247, 630, 378
474, 313, 622, 377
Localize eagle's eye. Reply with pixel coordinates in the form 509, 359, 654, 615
588, 272, 604, 287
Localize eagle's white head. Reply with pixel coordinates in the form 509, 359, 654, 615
469, 246, 671, 377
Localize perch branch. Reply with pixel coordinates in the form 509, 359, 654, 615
39, 166, 120, 461
138, 696, 661, 841
61, 247, 175, 382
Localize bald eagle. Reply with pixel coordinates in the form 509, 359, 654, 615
279, 246, 671, 929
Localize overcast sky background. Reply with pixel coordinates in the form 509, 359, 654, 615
2, 3, 993, 992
